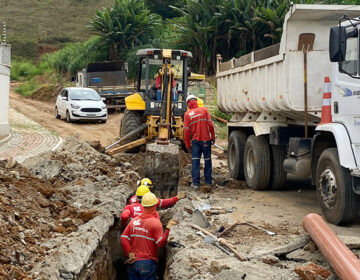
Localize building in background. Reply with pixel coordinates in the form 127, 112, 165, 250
0, 44, 11, 138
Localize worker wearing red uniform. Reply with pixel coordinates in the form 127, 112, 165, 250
127, 178, 153, 205
121, 192, 178, 280
121, 187, 186, 227
184, 94, 215, 189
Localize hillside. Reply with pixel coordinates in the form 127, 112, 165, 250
0, 0, 114, 58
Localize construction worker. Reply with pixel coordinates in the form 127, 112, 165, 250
121, 192, 178, 280
127, 178, 153, 205
121, 185, 186, 227
155, 67, 177, 101
184, 94, 215, 189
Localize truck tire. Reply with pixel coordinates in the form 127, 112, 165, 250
228, 130, 247, 180
244, 135, 271, 190
270, 145, 287, 188
316, 148, 360, 225
120, 109, 143, 153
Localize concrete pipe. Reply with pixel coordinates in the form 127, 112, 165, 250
303, 213, 360, 280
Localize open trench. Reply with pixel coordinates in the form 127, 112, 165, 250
72, 150, 185, 280
73, 210, 176, 280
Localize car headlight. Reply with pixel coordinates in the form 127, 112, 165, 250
70, 103, 80, 109
101, 105, 107, 109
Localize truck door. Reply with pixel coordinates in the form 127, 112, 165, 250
332, 26, 360, 165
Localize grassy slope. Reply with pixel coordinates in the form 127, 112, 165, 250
0, 0, 113, 56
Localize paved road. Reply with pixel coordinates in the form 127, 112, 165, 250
0, 108, 61, 163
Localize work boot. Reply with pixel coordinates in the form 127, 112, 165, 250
191, 183, 199, 190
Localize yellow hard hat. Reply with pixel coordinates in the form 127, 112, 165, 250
136, 185, 150, 197
140, 178, 153, 188
141, 192, 158, 207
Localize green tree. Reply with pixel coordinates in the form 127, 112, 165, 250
90, 0, 161, 60
171, 0, 226, 75
144, 0, 186, 19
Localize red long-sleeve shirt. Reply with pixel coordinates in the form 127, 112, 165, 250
156, 75, 176, 89
184, 100, 215, 149
120, 196, 179, 227
128, 195, 137, 205
121, 214, 170, 261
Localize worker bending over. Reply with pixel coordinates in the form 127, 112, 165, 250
127, 178, 153, 205
184, 94, 215, 189
121, 185, 186, 227
121, 192, 178, 280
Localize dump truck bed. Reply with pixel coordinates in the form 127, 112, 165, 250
216, 4, 360, 123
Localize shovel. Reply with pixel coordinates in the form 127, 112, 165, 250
196, 231, 233, 256
219, 209, 276, 236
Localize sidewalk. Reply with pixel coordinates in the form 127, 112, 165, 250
0, 108, 62, 163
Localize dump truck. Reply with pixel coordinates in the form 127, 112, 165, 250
217, 4, 360, 225
75, 61, 131, 110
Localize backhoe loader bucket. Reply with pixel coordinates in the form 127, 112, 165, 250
143, 143, 179, 198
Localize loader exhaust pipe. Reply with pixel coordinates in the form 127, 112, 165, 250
303, 213, 360, 280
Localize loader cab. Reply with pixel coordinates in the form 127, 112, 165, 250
136, 49, 192, 117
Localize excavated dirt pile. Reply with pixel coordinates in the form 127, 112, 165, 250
0, 135, 140, 279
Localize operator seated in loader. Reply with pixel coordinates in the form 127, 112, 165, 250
155, 67, 178, 102
121, 184, 186, 227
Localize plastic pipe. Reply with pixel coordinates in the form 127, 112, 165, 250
303, 213, 360, 280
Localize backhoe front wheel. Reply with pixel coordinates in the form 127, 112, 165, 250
316, 148, 360, 225
120, 109, 144, 153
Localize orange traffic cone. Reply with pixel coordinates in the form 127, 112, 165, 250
319, 76, 332, 125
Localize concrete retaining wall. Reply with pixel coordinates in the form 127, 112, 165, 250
0, 44, 11, 138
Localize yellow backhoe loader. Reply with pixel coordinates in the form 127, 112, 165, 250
106, 49, 203, 196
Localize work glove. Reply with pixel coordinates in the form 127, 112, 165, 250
166, 219, 178, 229
177, 192, 187, 200
125, 252, 135, 264
211, 139, 215, 145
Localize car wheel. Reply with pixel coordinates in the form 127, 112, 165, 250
55, 107, 61, 119
66, 110, 72, 123
101, 119, 107, 123
316, 148, 360, 225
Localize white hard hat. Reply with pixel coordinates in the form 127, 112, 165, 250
186, 94, 197, 103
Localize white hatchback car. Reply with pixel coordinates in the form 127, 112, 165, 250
55, 87, 107, 123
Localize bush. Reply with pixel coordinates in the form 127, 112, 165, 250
15, 79, 42, 97
10, 61, 43, 81
41, 36, 108, 75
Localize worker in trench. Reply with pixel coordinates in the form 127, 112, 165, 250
121, 192, 178, 280
120, 184, 186, 227
126, 178, 153, 205
184, 94, 216, 189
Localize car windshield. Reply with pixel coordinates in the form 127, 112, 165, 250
70, 89, 100, 101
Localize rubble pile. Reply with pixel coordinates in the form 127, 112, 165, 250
0, 160, 81, 279
0, 136, 140, 279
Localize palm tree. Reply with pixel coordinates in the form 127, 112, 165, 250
90, 0, 161, 60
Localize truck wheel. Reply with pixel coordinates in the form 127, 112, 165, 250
270, 145, 287, 188
316, 148, 360, 225
244, 135, 271, 190
66, 110, 72, 123
55, 107, 60, 119
120, 109, 143, 153
228, 130, 247, 180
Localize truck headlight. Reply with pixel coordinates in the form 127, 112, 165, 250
71, 103, 80, 109
101, 105, 107, 109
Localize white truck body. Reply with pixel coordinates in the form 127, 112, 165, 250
217, 4, 360, 225
217, 5, 360, 131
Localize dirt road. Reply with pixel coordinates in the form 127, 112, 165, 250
9, 86, 122, 147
